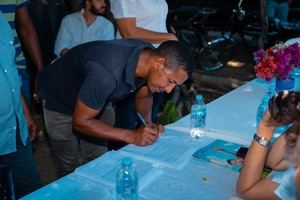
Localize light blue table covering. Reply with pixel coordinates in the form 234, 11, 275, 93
23, 79, 271, 200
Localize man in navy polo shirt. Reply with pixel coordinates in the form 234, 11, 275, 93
39, 39, 194, 177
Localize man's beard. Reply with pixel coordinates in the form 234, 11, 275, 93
89, 4, 104, 16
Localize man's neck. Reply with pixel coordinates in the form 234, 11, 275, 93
82, 9, 97, 27
136, 50, 153, 79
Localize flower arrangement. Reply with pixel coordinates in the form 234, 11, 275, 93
254, 42, 300, 81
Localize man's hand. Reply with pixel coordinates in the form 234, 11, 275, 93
21, 92, 38, 141
129, 126, 162, 146
27, 117, 38, 141
147, 123, 165, 137
33, 77, 40, 103
60, 48, 69, 56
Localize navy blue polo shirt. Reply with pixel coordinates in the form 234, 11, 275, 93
39, 39, 153, 115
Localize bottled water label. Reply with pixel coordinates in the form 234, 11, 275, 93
116, 184, 137, 200
190, 127, 205, 138
116, 158, 138, 200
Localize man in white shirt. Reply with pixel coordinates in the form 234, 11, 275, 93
55, 0, 114, 57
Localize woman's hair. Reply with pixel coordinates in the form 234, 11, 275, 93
269, 91, 300, 148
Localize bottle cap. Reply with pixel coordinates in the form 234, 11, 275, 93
122, 157, 132, 166
196, 95, 203, 101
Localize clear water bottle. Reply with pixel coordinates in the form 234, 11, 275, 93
116, 157, 138, 200
190, 95, 206, 138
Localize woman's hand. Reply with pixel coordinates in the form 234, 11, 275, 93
257, 110, 278, 140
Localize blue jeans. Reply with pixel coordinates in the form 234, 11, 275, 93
266, 0, 289, 22
17, 68, 31, 105
0, 122, 41, 198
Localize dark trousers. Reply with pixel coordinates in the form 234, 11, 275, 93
0, 124, 41, 198
43, 105, 114, 178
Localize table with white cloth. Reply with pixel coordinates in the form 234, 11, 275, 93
22, 79, 271, 200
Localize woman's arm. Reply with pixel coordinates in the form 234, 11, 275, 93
115, 18, 177, 44
236, 111, 280, 200
266, 133, 289, 170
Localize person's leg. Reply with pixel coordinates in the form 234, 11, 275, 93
43, 107, 80, 178
0, 126, 41, 198
277, 2, 289, 22
266, 0, 277, 20
79, 104, 115, 163
79, 136, 107, 164
17, 68, 31, 105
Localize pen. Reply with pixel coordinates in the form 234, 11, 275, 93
137, 112, 147, 127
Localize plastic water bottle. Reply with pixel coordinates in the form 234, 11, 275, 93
190, 95, 206, 138
116, 158, 138, 200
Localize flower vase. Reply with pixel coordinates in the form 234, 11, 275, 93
275, 77, 295, 92
291, 68, 300, 91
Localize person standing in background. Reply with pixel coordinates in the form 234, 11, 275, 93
0, 0, 44, 105
64, 0, 82, 13
110, 0, 177, 149
28, 0, 66, 65
266, 0, 292, 22
0, 10, 41, 198
54, 0, 114, 57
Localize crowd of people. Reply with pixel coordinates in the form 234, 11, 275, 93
0, 0, 299, 199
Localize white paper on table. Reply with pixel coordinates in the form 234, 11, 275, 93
166, 126, 250, 146
166, 79, 270, 146
73, 151, 162, 191
119, 129, 215, 170
21, 174, 114, 200
140, 159, 240, 200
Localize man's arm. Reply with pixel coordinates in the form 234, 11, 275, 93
21, 92, 37, 141
135, 86, 153, 123
115, 18, 177, 44
54, 17, 73, 57
135, 86, 164, 134
16, 6, 43, 71
72, 99, 160, 146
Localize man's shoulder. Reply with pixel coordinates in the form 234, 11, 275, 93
97, 16, 113, 26
62, 11, 81, 23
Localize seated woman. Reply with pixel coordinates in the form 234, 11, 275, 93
237, 91, 300, 200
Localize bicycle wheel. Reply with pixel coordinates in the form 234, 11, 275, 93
196, 37, 236, 71
168, 24, 205, 59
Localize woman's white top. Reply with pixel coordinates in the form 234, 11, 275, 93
111, 0, 168, 47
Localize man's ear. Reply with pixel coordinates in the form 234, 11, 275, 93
154, 57, 165, 69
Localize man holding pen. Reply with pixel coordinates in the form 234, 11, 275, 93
39, 39, 194, 177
